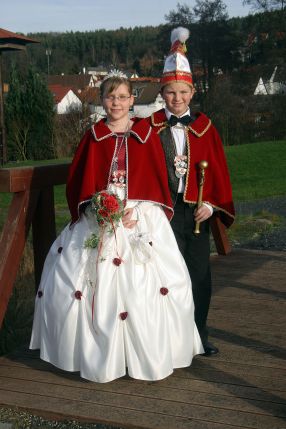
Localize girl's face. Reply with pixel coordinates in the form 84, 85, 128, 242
102, 83, 134, 123
162, 82, 195, 116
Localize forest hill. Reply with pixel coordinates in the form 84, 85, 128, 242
2, 8, 286, 161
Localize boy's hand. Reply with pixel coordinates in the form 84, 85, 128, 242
194, 205, 212, 223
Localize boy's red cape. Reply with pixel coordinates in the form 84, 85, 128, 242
148, 109, 235, 227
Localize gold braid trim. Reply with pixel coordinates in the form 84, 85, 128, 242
163, 71, 192, 77
158, 126, 169, 133
152, 113, 212, 138
151, 113, 168, 128
183, 129, 191, 201
188, 118, 212, 137
161, 78, 194, 87
206, 202, 235, 220
183, 198, 235, 221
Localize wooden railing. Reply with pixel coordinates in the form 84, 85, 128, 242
0, 164, 70, 327
0, 163, 231, 328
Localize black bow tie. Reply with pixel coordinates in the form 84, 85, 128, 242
168, 114, 192, 127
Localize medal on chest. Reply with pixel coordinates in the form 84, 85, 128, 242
169, 125, 188, 179
174, 155, 188, 178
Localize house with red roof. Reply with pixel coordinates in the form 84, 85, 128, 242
48, 74, 96, 89
49, 84, 82, 114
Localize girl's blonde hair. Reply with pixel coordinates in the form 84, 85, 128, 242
100, 77, 132, 99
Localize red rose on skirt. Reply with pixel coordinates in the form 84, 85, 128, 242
102, 195, 120, 213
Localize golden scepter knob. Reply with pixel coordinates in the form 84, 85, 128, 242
194, 160, 208, 235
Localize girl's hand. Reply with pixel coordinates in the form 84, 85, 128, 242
122, 208, 138, 229
194, 205, 212, 223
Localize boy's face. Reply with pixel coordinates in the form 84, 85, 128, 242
162, 82, 195, 117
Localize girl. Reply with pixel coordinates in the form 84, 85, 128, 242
30, 72, 203, 382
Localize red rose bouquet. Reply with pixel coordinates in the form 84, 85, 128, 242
92, 191, 124, 226
84, 190, 124, 249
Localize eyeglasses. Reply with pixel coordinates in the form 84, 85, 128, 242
104, 95, 131, 102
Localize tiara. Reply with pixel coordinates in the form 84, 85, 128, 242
103, 69, 128, 81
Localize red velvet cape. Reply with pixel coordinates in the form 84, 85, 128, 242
66, 118, 173, 223
148, 109, 235, 227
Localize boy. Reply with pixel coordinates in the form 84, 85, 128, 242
148, 27, 235, 355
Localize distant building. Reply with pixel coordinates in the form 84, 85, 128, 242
48, 74, 100, 113
48, 74, 96, 89
86, 66, 108, 80
86, 67, 141, 87
254, 66, 286, 95
131, 80, 164, 117
78, 87, 99, 112
49, 85, 82, 114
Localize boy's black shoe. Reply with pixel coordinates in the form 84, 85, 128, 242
202, 342, 219, 356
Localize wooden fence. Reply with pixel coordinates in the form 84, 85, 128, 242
0, 164, 69, 327
0, 164, 231, 327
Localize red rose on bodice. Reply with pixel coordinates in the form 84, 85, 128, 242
102, 195, 120, 213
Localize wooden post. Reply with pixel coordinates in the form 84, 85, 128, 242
0, 164, 70, 327
0, 51, 7, 166
210, 214, 232, 255
32, 187, 57, 290
0, 189, 39, 327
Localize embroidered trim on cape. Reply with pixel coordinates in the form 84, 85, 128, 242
183, 199, 235, 221
183, 130, 191, 201
152, 112, 212, 138
151, 113, 168, 128
188, 119, 212, 137
69, 198, 92, 228
127, 198, 174, 219
91, 123, 152, 144
130, 126, 151, 144
91, 125, 115, 141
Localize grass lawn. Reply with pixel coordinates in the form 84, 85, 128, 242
1, 139, 286, 231
2, 139, 286, 204
1, 140, 286, 229
225, 140, 286, 201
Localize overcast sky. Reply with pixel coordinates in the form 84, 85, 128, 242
1, 0, 252, 34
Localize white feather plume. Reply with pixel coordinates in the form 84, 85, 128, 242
171, 27, 190, 44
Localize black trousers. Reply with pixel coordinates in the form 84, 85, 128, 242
170, 194, 212, 344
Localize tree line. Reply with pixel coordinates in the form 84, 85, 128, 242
3, 4, 285, 83
3, 1, 286, 161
